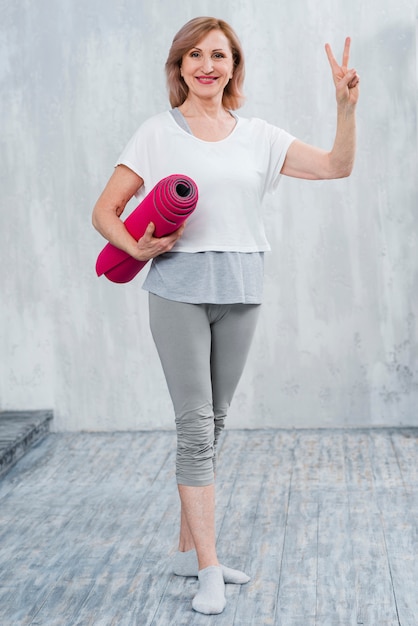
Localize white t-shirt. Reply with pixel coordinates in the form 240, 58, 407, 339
116, 111, 295, 253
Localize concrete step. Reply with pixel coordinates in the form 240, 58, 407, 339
0, 410, 53, 478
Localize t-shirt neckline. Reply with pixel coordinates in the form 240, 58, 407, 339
169, 108, 240, 144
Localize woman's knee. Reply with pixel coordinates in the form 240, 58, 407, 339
175, 404, 215, 486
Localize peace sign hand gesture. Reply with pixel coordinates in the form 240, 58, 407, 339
325, 37, 360, 108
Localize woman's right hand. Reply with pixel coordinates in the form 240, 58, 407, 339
132, 221, 186, 261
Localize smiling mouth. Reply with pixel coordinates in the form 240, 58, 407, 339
196, 76, 218, 83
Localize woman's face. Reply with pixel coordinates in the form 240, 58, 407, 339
180, 29, 234, 104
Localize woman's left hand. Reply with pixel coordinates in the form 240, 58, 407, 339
325, 37, 360, 107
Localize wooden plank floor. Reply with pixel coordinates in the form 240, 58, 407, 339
0, 428, 417, 625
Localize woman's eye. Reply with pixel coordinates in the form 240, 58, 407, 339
213, 53, 225, 59
190, 51, 200, 58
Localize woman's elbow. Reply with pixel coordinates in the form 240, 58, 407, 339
326, 156, 354, 179
337, 163, 354, 178
331, 166, 352, 179
91, 202, 107, 234
91, 206, 100, 232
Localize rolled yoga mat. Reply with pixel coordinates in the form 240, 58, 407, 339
96, 174, 198, 283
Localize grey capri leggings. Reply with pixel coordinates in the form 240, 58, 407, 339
149, 293, 261, 487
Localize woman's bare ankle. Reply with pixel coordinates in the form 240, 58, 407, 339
197, 556, 220, 570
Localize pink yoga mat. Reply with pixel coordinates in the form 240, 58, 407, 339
96, 174, 198, 283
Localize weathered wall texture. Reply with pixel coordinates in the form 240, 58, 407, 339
1, 0, 417, 430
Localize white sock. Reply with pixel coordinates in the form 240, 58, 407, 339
173, 549, 250, 584
192, 565, 226, 615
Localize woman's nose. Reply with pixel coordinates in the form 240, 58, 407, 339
201, 56, 214, 73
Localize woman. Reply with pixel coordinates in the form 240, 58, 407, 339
92, 17, 359, 615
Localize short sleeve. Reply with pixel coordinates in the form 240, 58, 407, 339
256, 120, 296, 193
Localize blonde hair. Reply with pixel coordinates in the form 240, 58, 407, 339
165, 17, 245, 110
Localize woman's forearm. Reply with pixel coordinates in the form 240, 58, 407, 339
92, 208, 141, 258
92, 165, 147, 259
328, 103, 357, 178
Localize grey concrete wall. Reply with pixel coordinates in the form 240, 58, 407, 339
1, 0, 417, 430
